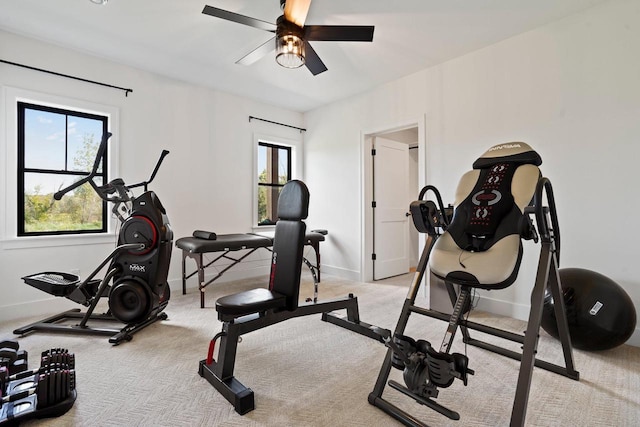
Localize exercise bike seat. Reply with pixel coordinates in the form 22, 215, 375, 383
215, 180, 309, 321
430, 142, 542, 289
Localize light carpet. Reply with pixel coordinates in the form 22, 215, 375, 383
1, 274, 638, 426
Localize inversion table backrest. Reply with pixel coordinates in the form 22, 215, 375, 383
430, 142, 542, 289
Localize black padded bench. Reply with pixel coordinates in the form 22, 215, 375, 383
176, 231, 327, 308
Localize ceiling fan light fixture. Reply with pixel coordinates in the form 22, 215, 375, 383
275, 15, 305, 69
276, 34, 305, 68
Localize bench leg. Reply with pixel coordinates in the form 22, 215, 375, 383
196, 254, 206, 308
181, 250, 187, 295
198, 323, 255, 414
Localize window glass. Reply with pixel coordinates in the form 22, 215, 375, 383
23, 109, 66, 170
18, 102, 108, 236
257, 142, 291, 226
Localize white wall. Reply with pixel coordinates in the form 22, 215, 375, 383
304, 0, 640, 346
0, 30, 303, 321
408, 146, 419, 268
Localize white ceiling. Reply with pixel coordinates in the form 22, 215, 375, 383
0, 0, 606, 112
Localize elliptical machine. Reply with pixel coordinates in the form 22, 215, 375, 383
15, 132, 173, 345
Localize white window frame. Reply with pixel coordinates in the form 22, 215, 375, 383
252, 133, 303, 231
1, 86, 120, 249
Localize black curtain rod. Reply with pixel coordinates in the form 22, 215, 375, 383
249, 116, 306, 133
1, 59, 133, 97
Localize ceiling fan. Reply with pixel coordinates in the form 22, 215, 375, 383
202, 0, 375, 75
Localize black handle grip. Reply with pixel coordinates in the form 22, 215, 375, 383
53, 132, 111, 200
128, 149, 170, 191
54, 177, 89, 200
147, 150, 169, 185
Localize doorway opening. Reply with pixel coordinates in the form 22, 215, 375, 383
361, 118, 426, 282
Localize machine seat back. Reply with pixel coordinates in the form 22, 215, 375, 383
430, 142, 542, 289
268, 180, 309, 311
215, 180, 308, 318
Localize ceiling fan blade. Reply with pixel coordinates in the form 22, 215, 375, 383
283, 0, 312, 28
305, 25, 374, 42
304, 42, 328, 76
236, 37, 276, 65
202, 5, 276, 32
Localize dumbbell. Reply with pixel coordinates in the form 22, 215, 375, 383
3, 349, 76, 409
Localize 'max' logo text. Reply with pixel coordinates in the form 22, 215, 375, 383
129, 263, 146, 273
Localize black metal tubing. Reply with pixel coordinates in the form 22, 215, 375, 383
201, 295, 382, 414
417, 186, 449, 227
388, 380, 459, 420
127, 150, 170, 191
13, 309, 118, 337
1, 59, 133, 96
411, 303, 577, 379
368, 177, 578, 427
198, 360, 255, 414
534, 177, 561, 262
248, 116, 306, 132
12, 308, 167, 345
368, 393, 428, 427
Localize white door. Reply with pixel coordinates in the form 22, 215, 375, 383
373, 137, 410, 280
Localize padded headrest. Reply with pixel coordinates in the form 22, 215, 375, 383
278, 180, 309, 220
473, 142, 542, 169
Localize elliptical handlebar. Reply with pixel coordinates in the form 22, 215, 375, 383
52, 132, 170, 204
54, 132, 111, 201
128, 149, 170, 192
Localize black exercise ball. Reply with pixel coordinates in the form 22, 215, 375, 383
541, 268, 636, 351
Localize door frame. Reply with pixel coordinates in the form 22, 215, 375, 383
360, 114, 428, 282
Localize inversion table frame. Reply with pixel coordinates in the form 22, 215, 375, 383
176, 231, 326, 308
369, 179, 579, 427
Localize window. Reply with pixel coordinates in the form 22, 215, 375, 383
257, 141, 291, 226
17, 102, 108, 236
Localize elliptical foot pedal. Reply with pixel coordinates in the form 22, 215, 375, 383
22, 273, 80, 297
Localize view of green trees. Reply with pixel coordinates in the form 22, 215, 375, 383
257, 161, 287, 226
23, 135, 104, 233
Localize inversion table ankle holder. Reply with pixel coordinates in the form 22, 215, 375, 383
369, 142, 579, 427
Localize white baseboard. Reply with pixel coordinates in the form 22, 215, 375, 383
318, 264, 361, 282
0, 297, 76, 324
474, 294, 531, 321
627, 329, 640, 347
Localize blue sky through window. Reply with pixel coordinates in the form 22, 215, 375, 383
257, 143, 289, 183
23, 107, 104, 194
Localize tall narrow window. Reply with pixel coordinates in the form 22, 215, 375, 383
17, 102, 109, 236
257, 141, 291, 226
